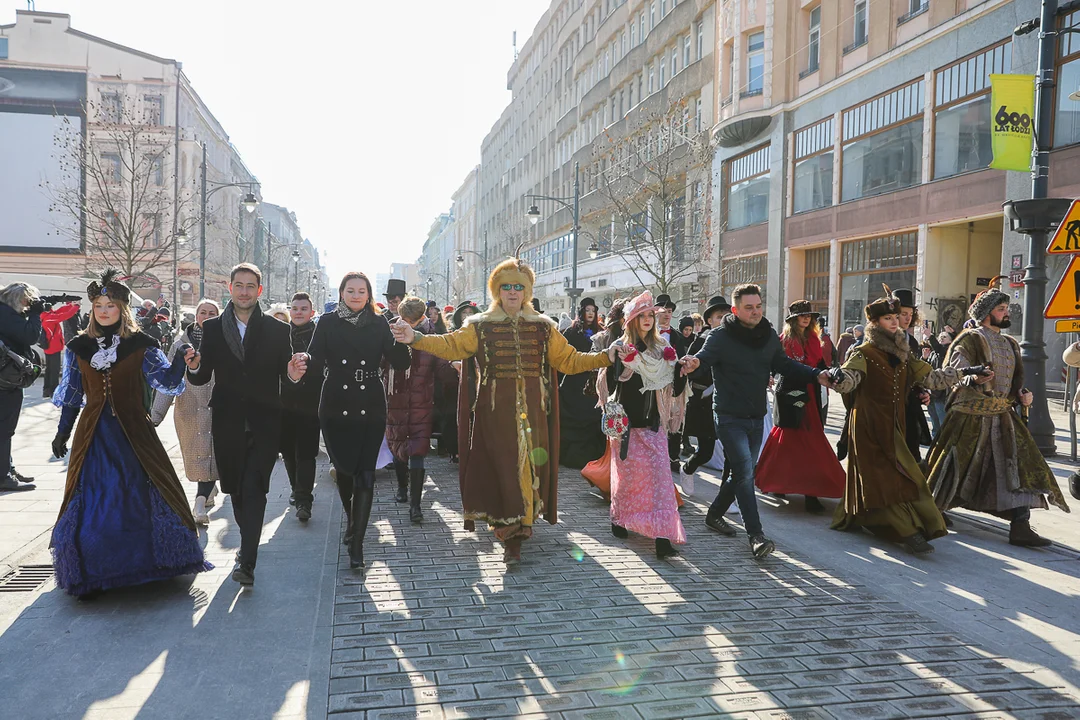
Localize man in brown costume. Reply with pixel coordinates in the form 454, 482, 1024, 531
391, 258, 613, 563
926, 284, 1069, 547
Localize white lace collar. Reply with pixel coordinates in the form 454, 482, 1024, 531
90, 335, 121, 371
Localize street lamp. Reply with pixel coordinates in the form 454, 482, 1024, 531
587, 241, 600, 259
242, 192, 258, 214
291, 249, 300, 297
456, 234, 490, 304
199, 142, 259, 300
524, 160, 581, 304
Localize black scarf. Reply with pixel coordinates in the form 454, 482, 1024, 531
289, 320, 315, 354
187, 322, 203, 351
722, 313, 775, 349
222, 302, 262, 363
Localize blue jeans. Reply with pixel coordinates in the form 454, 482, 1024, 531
708, 414, 765, 537
928, 398, 946, 441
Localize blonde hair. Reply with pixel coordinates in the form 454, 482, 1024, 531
398, 296, 426, 324
621, 312, 662, 349
195, 298, 220, 315
86, 295, 140, 338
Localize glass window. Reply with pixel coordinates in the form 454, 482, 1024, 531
808, 7, 821, 73
103, 153, 122, 182
660, 57, 666, 87
728, 175, 770, 229
934, 94, 993, 178
649, 63, 655, 93
684, 35, 691, 67
747, 32, 765, 95
839, 232, 918, 329
804, 247, 831, 315
640, 12, 646, 41
721, 254, 768, 302
672, 47, 679, 76
651, 2, 656, 29
854, 1, 867, 47
794, 153, 834, 213
841, 119, 923, 201
1056, 58, 1080, 147
101, 92, 123, 123
631, 22, 637, 47
144, 95, 163, 125
697, 21, 704, 60
840, 269, 915, 328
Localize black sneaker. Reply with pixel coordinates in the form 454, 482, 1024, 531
670, 461, 681, 472
749, 534, 775, 559
705, 515, 738, 537
232, 564, 255, 586
296, 502, 312, 522
0, 474, 34, 492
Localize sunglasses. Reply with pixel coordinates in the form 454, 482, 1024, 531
500, 284, 526, 292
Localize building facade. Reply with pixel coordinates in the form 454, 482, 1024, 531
451, 166, 485, 304
418, 214, 456, 307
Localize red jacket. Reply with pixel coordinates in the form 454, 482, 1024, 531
384, 319, 457, 460
40, 303, 80, 355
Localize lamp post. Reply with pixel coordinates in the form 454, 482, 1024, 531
291, 249, 301, 297
199, 141, 258, 299
173, 228, 188, 309
1007, 2, 1080, 454
526, 160, 582, 305
457, 241, 490, 305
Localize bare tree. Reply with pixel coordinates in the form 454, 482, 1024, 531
589, 99, 716, 297
45, 94, 194, 288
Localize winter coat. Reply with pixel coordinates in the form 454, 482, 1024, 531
282, 321, 321, 416
40, 303, 81, 355
0, 302, 43, 362
152, 327, 217, 483
384, 319, 456, 460
683, 329, 715, 438
306, 309, 410, 475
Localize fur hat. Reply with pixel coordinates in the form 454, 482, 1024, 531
865, 284, 902, 322
86, 269, 131, 305
623, 290, 656, 326
969, 276, 1010, 323
785, 299, 819, 323
487, 257, 536, 311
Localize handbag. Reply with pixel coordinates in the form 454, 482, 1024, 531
0, 340, 42, 391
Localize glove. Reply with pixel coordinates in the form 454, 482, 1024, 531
28, 299, 46, 314
52, 432, 70, 459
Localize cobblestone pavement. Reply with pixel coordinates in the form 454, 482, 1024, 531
326, 452, 1080, 720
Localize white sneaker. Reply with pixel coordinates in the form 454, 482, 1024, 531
193, 496, 210, 525
680, 470, 695, 496
330, 466, 337, 483
205, 486, 219, 508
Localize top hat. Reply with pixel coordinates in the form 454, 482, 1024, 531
704, 295, 730, 319
785, 300, 819, 322
893, 288, 916, 309
654, 293, 676, 311
384, 278, 407, 298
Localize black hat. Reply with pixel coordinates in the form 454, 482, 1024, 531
654, 293, 676, 311
426, 300, 438, 309
452, 300, 479, 328
785, 300, 820, 322
678, 316, 695, 330
531, 298, 542, 312
704, 295, 730, 319
86, 269, 131, 305
893, 288, 916, 309
579, 297, 597, 311
384, 278, 407, 298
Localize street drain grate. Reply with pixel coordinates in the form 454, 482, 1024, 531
0, 564, 54, 593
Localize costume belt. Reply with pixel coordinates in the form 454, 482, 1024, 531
354, 368, 380, 382
951, 392, 1014, 416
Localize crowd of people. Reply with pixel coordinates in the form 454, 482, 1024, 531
1, 259, 1079, 600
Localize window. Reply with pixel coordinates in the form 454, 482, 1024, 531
143, 214, 162, 248
102, 153, 122, 183
841, 80, 924, 201
1055, 10, 1080, 147
726, 144, 770, 229
650, 2, 656, 30
144, 94, 163, 125
661, 0, 667, 16
793, 119, 834, 213
100, 92, 123, 123
695, 96, 703, 131
660, 57, 665, 88
672, 47, 679, 76
745, 32, 765, 96
839, 233, 917, 329
684, 35, 692, 67
722, 254, 768, 303
151, 155, 164, 186
631, 22, 637, 47
0, 38, 8, 60
640, 12, 646, 41
649, 63, 655, 94
804, 247, 831, 315
697, 21, 704, 60
899, 0, 929, 24
933, 41, 1011, 179
807, 7, 821, 74
853, 0, 868, 49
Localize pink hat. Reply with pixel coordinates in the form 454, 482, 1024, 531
623, 290, 656, 326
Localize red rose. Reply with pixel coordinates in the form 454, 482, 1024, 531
624, 347, 638, 363
663, 346, 677, 362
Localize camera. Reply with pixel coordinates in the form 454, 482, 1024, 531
961, 365, 992, 377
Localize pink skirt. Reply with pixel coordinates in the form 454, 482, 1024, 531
610, 429, 686, 544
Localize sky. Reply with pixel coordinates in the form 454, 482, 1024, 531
4, 0, 551, 284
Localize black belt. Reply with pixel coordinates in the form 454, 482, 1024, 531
354, 368, 380, 382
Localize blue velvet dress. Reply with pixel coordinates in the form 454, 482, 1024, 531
51, 342, 211, 596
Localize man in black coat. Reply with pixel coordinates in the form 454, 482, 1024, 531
185, 263, 307, 587
895, 288, 932, 461
280, 292, 322, 521
654, 293, 689, 469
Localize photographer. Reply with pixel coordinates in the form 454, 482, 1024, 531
0, 282, 45, 492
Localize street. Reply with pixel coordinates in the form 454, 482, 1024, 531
1, 381, 1079, 719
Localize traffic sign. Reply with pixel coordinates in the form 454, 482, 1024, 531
1047, 198, 1080, 254
1044, 255, 1080, 318
1055, 319, 1080, 333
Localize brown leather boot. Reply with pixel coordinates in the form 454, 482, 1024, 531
1009, 518, 1052, 547
503, 538, 522, 565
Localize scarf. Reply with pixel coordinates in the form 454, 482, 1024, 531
337, 303, 377, 328
222, 302, 260, 363
290, 320, 316, 355
89, 323, 121, 371
722, 313, 775, 349
187, 323, 203, 352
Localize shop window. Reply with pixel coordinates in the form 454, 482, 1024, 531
804, 247, 830, 316
726, 144, 770, 229
841, 80, 924, 202
793, 118, 834, 213
721, 253, 768, 302
933, 40, 1011, 179
839, 232, 917, 329
1055, 10, 1080, 148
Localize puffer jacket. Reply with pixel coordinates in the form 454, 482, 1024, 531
384, 319, 457, 460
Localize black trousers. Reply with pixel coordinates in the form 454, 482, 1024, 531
667, 432, 683, 462
279, 410, 320, 504
43, 352, 61, 398
1, 388, 22, 475
233, 433, 269, 567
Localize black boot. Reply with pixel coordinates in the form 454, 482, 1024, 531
655, 538, 679, 559
409, 467, 425, 523
350, 472, 376, 570
393, 461, 409, 503
611, 523, 628, 539
337, 471, 354, 547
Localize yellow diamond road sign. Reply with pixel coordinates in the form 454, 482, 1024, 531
1045, 255, 1080, 319
1047, 198, 1080, 254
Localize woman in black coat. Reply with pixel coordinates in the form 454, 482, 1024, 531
559, 297, 606, 468
305, 272, 410, 570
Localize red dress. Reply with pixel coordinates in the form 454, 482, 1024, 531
755, 333, 845, 498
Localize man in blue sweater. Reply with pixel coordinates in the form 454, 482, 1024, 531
681, 284, 834, 558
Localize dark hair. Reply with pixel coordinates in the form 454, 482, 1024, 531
231, 262, 262, 284
338, 272, 381, 315
291, 292, 312, 305
733, 284, 762, 303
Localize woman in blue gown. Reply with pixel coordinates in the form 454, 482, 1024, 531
50, 271, 211, 598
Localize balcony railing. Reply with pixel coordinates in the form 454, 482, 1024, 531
739, 88, 763, 99
843, 36, 868, 55
897, 2, 929, 26
799, 63, 819, 80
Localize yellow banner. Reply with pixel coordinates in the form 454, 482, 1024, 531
989, 74, 1035, 172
